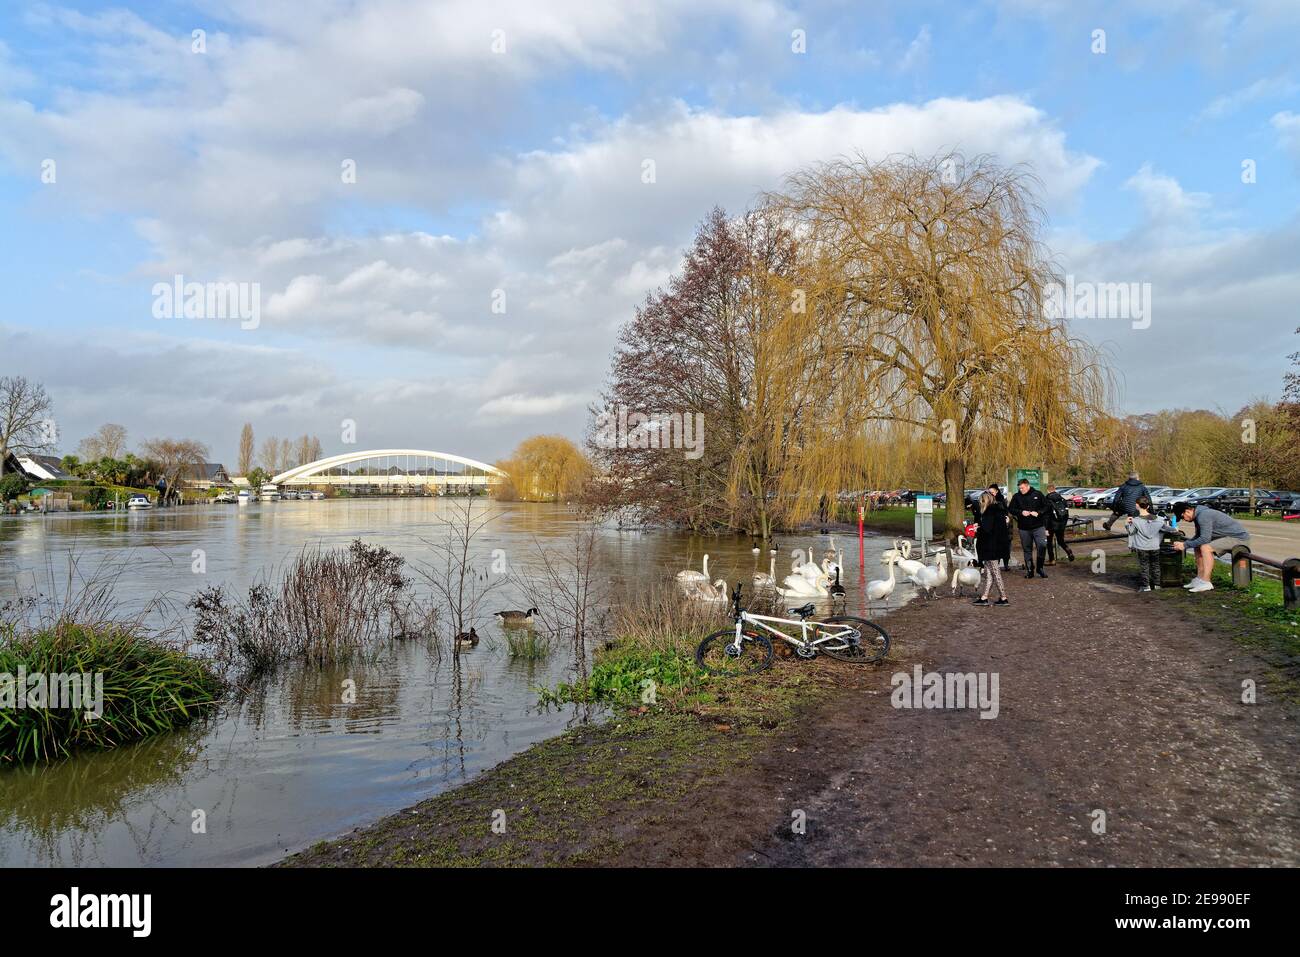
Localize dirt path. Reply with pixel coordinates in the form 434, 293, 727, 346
604, 558, 1300, 867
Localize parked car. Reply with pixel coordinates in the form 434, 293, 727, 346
1181, 487, 1227, 507
1255, 491, 1300, 515
1194, 487, 1258, 513
1081, 487, 1118, 508
1149, 488, 1187, 513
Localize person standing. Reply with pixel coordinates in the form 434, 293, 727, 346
1044, 484, 1075, 564
1126, 495, 1169, 591
1101, 471, 1150, 531
978, 482, 1012, 570
972, 490, 1010, 606
1009, 478, 1050, 578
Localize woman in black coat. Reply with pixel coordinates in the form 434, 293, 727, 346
975, 483, 1012, 569
973, 490, 1010, 604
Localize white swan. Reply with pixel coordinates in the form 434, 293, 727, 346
950, 564, 981, 596
686, 578, 729, 602
866, 553, 897, 605
676, 554, 710, 592
752, 556, 777, 591
881, 539, 911, 562
908, 550, 948, 599
780, 555, 829, 597
951, 538, 977, 568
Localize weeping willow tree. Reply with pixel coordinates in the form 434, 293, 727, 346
767, 152, 1112, 538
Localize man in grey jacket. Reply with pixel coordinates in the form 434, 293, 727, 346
1171, 501, 1251, 593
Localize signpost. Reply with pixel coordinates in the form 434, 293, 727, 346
1008, 468, 1046, 491
914, 493, 934, 545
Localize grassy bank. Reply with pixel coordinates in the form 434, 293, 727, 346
1101, 550, 1300, 699
859, 506, 951, 537
279, 587, 863, 867
0, 623, 223, 764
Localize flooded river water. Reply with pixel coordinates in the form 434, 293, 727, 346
0, 499, 902, 866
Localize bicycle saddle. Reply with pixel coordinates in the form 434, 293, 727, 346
788, 603, 816, 619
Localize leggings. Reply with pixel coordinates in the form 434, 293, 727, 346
981, 562, 1006, 599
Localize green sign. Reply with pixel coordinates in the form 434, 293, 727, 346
1007, 468, 1046, 491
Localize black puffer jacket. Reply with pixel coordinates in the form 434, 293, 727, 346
1112, 477, 1149, 516
974, 501, 1010, 562
1009, 487, 1049, 530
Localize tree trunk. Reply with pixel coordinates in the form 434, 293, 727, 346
943, 455, 965, 542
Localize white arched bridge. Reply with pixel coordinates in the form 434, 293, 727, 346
272, 449, 504, 493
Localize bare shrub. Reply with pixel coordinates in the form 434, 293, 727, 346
189, 540, 428, 675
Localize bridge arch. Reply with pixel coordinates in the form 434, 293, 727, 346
272, 449, 505, 490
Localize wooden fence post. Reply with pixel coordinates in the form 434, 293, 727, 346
1231, 545, 1253, 588
1283, 558, 1300, 611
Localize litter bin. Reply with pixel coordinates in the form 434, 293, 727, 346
1159, 533, 1185, 587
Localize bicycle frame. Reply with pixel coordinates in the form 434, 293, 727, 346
731, 609, 855, 654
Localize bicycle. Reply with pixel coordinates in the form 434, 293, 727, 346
695, 583, 890, 676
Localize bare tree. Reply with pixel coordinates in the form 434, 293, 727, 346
0, 376, 54, 476
139, 438, 209, 505
77, 423, 128, 461
238, 423, 255, 476
510, 523, 610, 680
259, 436, 285, 474
412, 499, 504, 653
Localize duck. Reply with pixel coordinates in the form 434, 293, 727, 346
494, 607, 539, 626
866, 552, 898, 605
454, 627, 480, 647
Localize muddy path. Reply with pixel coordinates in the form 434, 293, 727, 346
603, 557, 1300, 867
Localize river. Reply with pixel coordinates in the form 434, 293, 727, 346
0, 498, 903, 866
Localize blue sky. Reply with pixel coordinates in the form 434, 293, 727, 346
1, 0, 1298, 467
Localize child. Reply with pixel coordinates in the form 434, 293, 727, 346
1125, 495, 1169, 592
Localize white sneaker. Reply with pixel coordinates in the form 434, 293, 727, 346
1182, 577, 1203, 589
1188, 580, 1214, 593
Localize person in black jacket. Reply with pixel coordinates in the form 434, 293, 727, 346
1044, 484, 1075, 565
972, 490, 1010, 605
1101, 472, 1150, 531
1008, 478, 1050, 578
975, 482, 1012, 570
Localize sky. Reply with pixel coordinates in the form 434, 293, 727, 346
1, 0, 1297, 469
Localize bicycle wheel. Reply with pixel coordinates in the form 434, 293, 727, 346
695, 628, 775, 676
816, 616, 890, 663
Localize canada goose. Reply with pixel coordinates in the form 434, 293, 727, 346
829, 566, 846, 600
494, 607, 539, 626
454, 627, 480, 647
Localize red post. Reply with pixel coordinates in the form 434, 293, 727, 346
858, 496, 866, 580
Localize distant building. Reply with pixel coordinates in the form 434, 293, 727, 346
4, 453, 76, 482
182, 463, 232, 490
